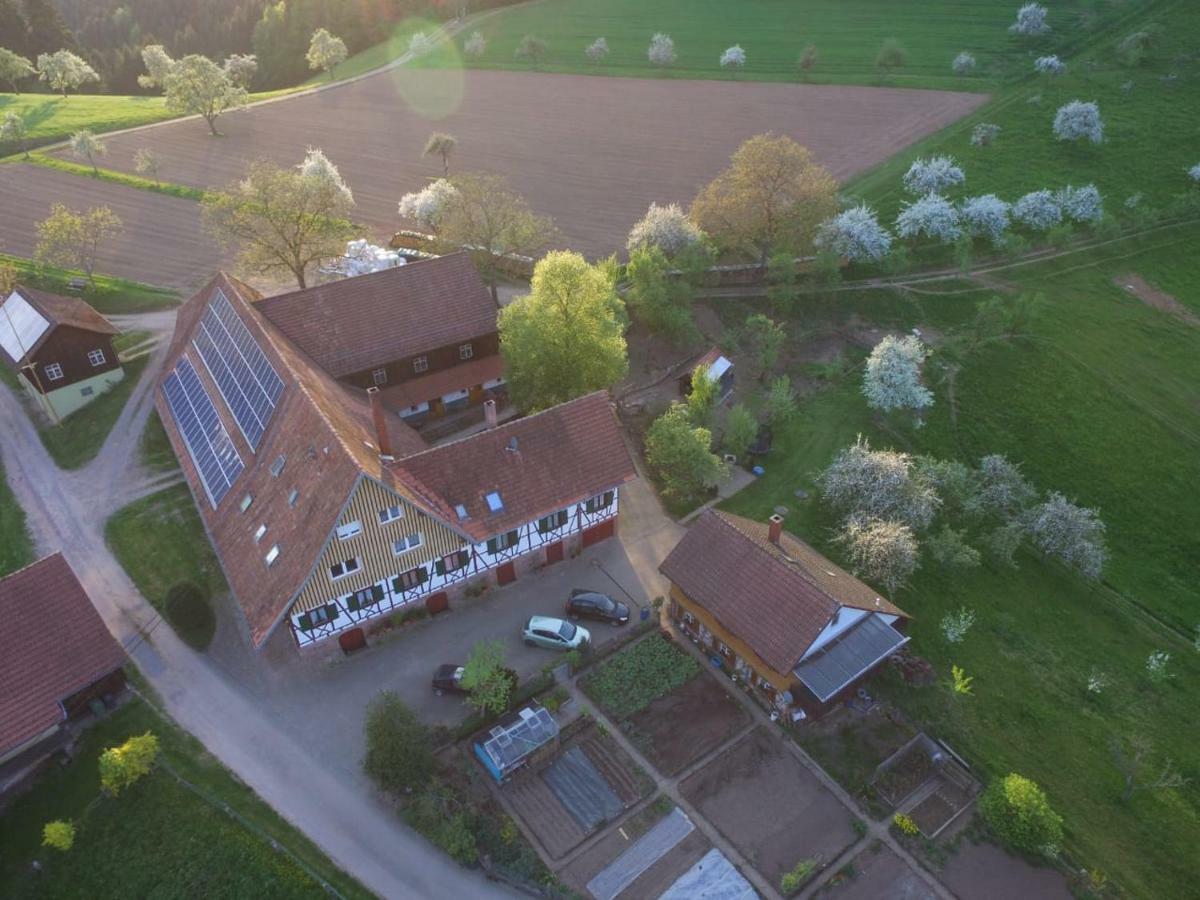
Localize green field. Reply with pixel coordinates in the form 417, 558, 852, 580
0, 697, 370, 898
722, 224, 1200, 898
415, 0, 1149, 90
1, 254, 178, 315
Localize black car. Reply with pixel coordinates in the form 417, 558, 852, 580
432, 663, 467, 696
565, 589, 630, 625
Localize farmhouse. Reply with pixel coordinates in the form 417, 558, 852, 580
0, 285, 124, 420
156, 270, 636, 652
0, 553, 126, 790
660, 510, 910, 720
253, 252, 504, 424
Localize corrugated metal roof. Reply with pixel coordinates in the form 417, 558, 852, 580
793, 613, 908, 702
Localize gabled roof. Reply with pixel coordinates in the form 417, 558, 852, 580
0, 554, 125, 756
397, 392, 637, 542
0, 285, 118, 364
659, 510, 908, 674
255, 253, 497, 378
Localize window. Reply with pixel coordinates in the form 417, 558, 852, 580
537, 509, 569, 534
372, 367, 388, 386
239, 493, 253, 513
336, 520, 363, 541
44, 363, 64, 381
393, 566, 428, 592
413, 355, 428, 374
434, 550, 471, 576
378, 505, 404, 525
485, 491, 503, 512
459, 343, 473, 360
287, 488, 299, 507
329, 557, 360, 581
299, 604, 335, 630
392, 532, 423, 555
254, 523, 267, 543
584, 491, 614, 514
87, 348, 106, 367
347, 585, 384, 612
265, 545, 280, 566
454, 504, 468, 521
682, 611, 696, 626
80, 386, 94, 397
270, 454, 286, 477
718, 642, 733, 658
487, 529, 520, 554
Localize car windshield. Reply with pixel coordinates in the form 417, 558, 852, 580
558, 620, 577, 640
596, 595, 616, 612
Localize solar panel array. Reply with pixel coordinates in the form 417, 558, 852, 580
163, 357, 245, 507
193, 288, 284, 451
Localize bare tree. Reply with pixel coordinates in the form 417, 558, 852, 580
1110, 735, 1189, 803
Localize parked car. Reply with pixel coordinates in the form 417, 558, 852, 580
522, 615, 591, 651
565, 589, 630, 625
432, 663, 467, 696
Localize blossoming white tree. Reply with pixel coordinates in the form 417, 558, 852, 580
815, 205, 893, 263
720, 45, 746, 73
306, 28, 347, 79
464, 31, 486, 59
0, 111, 30, 157
836, 517, 920, 594
408, 31, 434, 58
941, 607, 977, 643
299, 147, 353, 204
137, 44, 175, 89
36, 50, 98, 97
1034, 54, 1066, 75
863, 332, 934, 413
1009, 3, 1051, 36
0, 48, 35, 93
960, 194, 1011, 245
1058, 184, 1103, 223
1187, 162, 1200, 183
626, 202, 704, 256
398, 179, 459, 231
971, 123, 1001, 147
162, 54, 248, 136
585, 37, 609, 63
1053, 100, 1104, 144
223, 53, 258, 89
69, 130, 105, 174
818, 437, 940, 530
1024, 492, 1107, 578
952, 52, 976, 75
648, 33, 676, 68
902, 156, 966, 195
1013, 190, 1062, 230
969, 454, 1036, 519
896, 193, 962, 243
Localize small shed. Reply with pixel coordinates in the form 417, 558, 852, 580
473, 704, 558, 783
679, 347, 734, 401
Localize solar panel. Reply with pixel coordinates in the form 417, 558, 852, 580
193, 288, 284, 451
163, 357, 245, 507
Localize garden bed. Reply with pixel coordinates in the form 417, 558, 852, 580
872, 738, 937, 809
580, 633, 701, 719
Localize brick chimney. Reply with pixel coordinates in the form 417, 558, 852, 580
367, 387, 393, 460
483, 398, 498, 429
768, 513, 784, 545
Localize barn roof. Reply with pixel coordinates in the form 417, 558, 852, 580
0, 285, 118, 365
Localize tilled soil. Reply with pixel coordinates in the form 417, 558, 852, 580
622, 674, 750, 777
819, 843, 935, 899
938, 840, 1073, 900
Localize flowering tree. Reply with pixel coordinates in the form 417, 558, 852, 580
960, 194, 1011, 245
306, 28, 347, 79
896, 193, 962, 243
36, 50, 98, 97
35, 204, 123, 287
223, 53, 258, 89
1034, 54, 1066, 75
1053, 100, 1104, 144
1145, 651, 1172, 683
464, 32, 486, 59
398, 179, 459, 231
971, 123, 1001, 147
1009, 3, 1051, 36
162, 54, 247, 135
138, 44, 175, 88
815, 205, 893, 263
1024, 492, 1106, 578
1058, 184, 1103, 223
0, 47, 35, 93
69, 129, 105, 174
818, 437, 940, 530
720, 45, 746, 74
423, 132, 457, 177
863, 332, 934, 412
515, 34, 548, 68
585, 37, 609, 63
952, 52, 976, 75
836, 517, 919, 594
1188, 162, 1200, 183
648, 33, 676, 68
902, 156, 966, 195
627, 202, 704, 256
940, 606, 977, 643
1012, 190, 1062, 230
969, 454, 1036, 519
928, 527, 982, 569
298, 147, 353, 203
0, 111, 30, 157
408, 31, 435, 59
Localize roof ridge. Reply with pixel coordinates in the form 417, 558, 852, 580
0, 551, 66, 583
257, 250, 470, 307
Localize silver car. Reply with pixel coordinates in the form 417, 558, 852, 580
522, 615, 590, 651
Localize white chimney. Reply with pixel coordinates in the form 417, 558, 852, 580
483, 398, 498, 429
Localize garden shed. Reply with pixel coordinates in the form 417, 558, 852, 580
474, 704, 558, 783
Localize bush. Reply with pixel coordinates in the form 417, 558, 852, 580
42, 820, 75, 851
403, 784, 478, 865
582, 635, 700, 717
164, 581, 216, 650
780, 858, 817, 894
979, 773, 1064, 856
892, 812, 920, 836
363, 692, 436, 794
99, 732, 159, 796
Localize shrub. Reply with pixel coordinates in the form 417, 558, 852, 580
780, 858, 817, 894
363, 692, 436, 794
892, 813, 920, 836
940, 605, 977, 642
403, 784, 478, 865
875, 38, 906, 74
952, 52, 975, 75
971, 123, 1001, 148
99, 732, 159, 795
979, 774, 1064, 856
164, 581, 215, 650
1034, 55, 1066, 75
42, 820, 75, 851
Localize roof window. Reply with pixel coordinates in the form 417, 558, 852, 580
270, 454, 286, 477
485, 492, 503, 512
239, 494, 253, 512
455, 504, 469, 520
254, 524, 267, 543
265, 545, 280, 566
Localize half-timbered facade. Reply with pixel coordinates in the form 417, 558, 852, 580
0, 285, 124, 420
156, 271, 636, 654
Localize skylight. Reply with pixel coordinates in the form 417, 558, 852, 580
265, 545, 280, 566
455, 504, 469, 520
485, 492, 503, 512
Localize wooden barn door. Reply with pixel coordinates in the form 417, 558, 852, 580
581, 519, 616, 548
545, 541, 564, 564
497, 562, 517, 585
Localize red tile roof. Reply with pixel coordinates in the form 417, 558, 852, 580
659, 510, 908, 673
255, 253, 497, 378
0, 554, 125, 755
397, 392, 637, 542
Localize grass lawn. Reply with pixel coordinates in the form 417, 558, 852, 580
0, 697, 370, 899
105, 484, 226, 616
415, 0, 1143, 90
1, 253, 178, 315
139, 409, 181, 473
303, 17, 445, 85
0, 455, 34, 577
36, 354, 147, 470
720, 225, 1200, 898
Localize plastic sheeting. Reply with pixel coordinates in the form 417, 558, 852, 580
659, 848, 758, 900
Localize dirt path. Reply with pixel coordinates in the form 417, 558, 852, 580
0, 309, 517, 899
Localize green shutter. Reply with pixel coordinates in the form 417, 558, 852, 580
604, 491, 614, 507
297, 612, 312, 631
487, 537, 498, 554
435, 559, 445, 576
507, 529, 519, 546
372, 585, 384, 602
458, 550, 471, 568
417, 566, 428, 584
